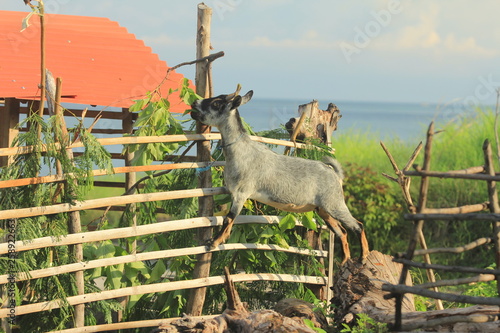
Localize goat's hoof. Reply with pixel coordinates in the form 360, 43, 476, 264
204, 238, 216, 251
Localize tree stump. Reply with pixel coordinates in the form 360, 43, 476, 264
331, 250, 415, 325
285, 100, 341, 146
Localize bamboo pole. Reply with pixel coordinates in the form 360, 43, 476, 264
0, 187, 228, 221
37, 2, 46, 138
0, 215, 266, 255
0, 215, 324, 256
187, 3, 214, 316
0, 161, 226, 189
0, 133, 310, 158
47, 316, 219, 333
0, 242, 327, 284
482, 139, 500, 296
118, 107, 136, 321
0, 273, 326, 318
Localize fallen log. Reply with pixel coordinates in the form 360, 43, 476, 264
154, 268, 324, 333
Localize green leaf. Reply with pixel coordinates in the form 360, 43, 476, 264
129, 98, 147, 112
301, 211, 317, 231
105, 267, 124, 290
279, 214, 296, 231
259, 226, 275, 239
148, 259, 167, 283
303, 318, 327, 332
95, 241, 115, 259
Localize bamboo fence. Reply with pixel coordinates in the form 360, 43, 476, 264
0, 129, 333, 332
381, 122, 500, 331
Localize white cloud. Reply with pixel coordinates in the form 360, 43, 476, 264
369, 3, 498, 58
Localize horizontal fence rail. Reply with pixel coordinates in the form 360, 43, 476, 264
0, 133, 312, 158
0, 242, 327, 284
0, 187, 228, 220
0, 273, 327, 318
0, 161, 227, 189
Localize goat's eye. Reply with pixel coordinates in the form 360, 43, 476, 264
212, 101, 221, 109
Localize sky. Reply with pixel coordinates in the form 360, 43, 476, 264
4, 0, 500, 105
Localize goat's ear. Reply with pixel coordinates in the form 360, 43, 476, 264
230, 90, 253, 109
240, 90, 253, 106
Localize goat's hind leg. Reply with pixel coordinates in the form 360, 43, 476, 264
206, 194, 246, 250
317, 209, 351, 265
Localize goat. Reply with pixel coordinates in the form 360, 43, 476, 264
190, 86, 369, 263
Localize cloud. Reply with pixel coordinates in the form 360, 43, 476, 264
369, 3, 498, 58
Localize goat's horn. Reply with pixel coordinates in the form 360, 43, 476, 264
225, 84, 242, 101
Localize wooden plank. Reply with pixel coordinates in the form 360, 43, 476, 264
0, 243, 327, 284
0, 273, 327, 318
0, 215, 284, 255
0, 187, 228, 221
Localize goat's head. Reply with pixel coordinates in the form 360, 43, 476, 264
190, 85, 253, 126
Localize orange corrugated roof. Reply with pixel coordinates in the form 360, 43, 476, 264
0, 10, 190, 113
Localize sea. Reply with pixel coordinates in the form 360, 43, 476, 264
234, 98, 478, 142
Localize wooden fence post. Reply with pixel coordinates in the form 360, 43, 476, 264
0, 99, 20, 167
186, 3, 214, 316
394, 122, 442, 330
482, 139, 500, 296
54, 78, 85, 327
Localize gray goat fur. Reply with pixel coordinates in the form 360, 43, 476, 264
190, 87, 369, 262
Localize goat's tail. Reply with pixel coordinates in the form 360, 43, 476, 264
322, 156, 344, 180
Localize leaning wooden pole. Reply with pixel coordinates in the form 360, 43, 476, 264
394, 122, 439, 329
186, 3, 214, 316
482, 139, 500, 296
54, 78, 85, 327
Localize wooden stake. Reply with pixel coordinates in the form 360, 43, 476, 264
54, 78, 85, 327
393, 122, 443, 330
186, 3, 214, 317
482, 139, 500, 296
0, 99, 20, 167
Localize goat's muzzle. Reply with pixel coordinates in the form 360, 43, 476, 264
190, 102, 202, 121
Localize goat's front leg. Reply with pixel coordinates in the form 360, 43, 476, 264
206, 194, 246, 250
